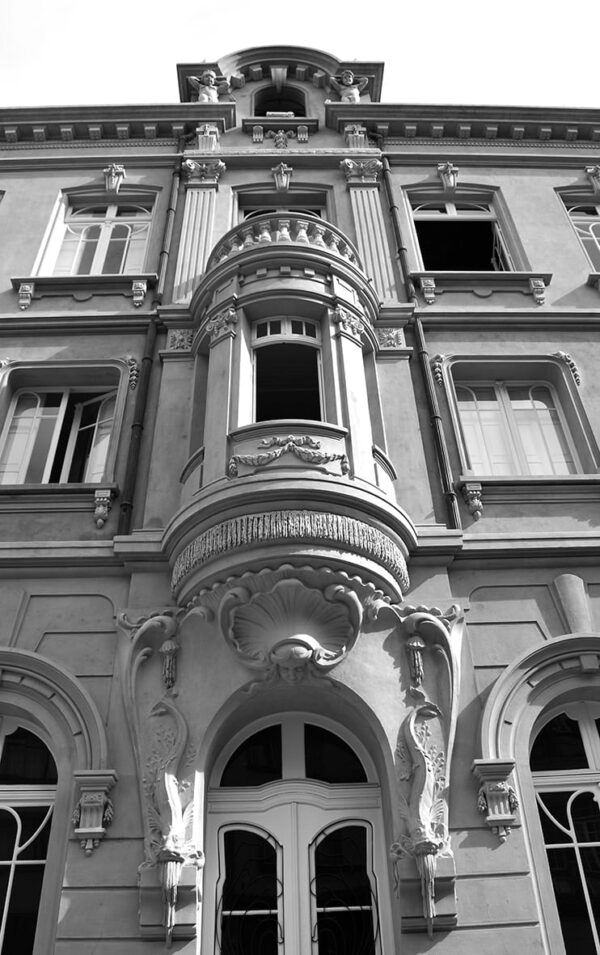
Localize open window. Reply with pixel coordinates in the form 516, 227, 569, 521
253, 318, 322, 422
0, 363, 125, 487
205, 716, 387, 955
253, 85, 306, 117
411, 197, 514, 272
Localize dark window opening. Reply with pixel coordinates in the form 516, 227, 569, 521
254, 85, 306, 117
304, 725, 367, 784
221, 726, 282, 787
530, 714, 588, 772
255, 344, 321, 422
313, 826, 377, 955
220, 830, 280, 955
415, 220, 509, 271
0, 729, 57, 785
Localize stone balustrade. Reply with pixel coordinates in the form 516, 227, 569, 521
206, 213, 362, 271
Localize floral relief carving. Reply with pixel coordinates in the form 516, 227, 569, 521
376, 327, 405, 349
330, 305, 364, 338
167, 329, 194, 351
369, 600, 462, 934
206, 304, 237, 340
228, 434, 349, 477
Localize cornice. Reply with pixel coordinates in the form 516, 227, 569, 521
416, 309, 600, 329
326, 102, 600, 147
0, 104, 236, 147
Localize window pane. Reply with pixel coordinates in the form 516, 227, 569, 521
456, 385, 515, 474
75, 224, 101, 275
546, 847, 598, 954
530, 714, 588, 771
0, 394, 39, 484
313, 826, 377, 955
509, 386, 575, 475
415, 220, 505, 271
0, 729, 57, 784
255, 344, 321, 421
0, 810, 18, 862
17, 807, 52, 861
3, 864, 45, 955
220, 726, 282, 787
102, 224, 129, 274
220, 830, 280, 955
304, 725, 367, 784
24, 395, 61, 484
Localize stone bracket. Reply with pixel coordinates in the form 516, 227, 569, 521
139, 862, 201, 941
72, 769, 117, 856
472, 758, 519, 842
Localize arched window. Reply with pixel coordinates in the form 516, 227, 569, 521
530, 703, 600, 953
0, 722, 57, 954
204, 716, 391, 954
254, 85, 306, 117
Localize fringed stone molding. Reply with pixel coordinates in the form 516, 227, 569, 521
553, 350, 581, 385
171, 511, 410, 596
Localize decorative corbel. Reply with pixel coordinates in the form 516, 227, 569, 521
585, 165, 600, 195
72, 770, 118, 855
266, 129, 296, 149
529, 277, 546, 305
437, 162, 459, 192
461, 482, 483, 521
472, 759, 519, 842
103, 163, 126, 194
195, 123, 220, 152
132, 280, 147, 308
17, 282, 34, 310
344, 124, 368, 148
271, 161, 293, 191
420, 277, 436, 304
553, 350, 581, 385
93, 488, 115, 528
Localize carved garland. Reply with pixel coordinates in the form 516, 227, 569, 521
171, 510, 410, 594
228, 435, 349, 477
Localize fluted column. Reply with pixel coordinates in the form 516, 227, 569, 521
341, 158, 396, 302
202, 303, 238, 484
173, 159, 226, 303
329, 305, 375, 481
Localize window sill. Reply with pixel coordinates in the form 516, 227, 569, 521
0, 483, 118, 528
410, 271, 552, 305
458, 474, 600, 520
11, 274, 158, 310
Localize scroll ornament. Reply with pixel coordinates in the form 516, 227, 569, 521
369, 601, 462, 935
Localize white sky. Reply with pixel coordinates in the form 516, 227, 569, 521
0, 0, 597, 111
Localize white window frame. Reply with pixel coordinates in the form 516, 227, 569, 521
403, 184, 526, 274
204, 715, 393, 955
0, 362, 128, 487
443, 356, 599, 478
560, 195, 600, 271
530, 702, 600, 953
32, 188, 156, 278
454, 379, 579, 477
252, 317, 324, 423
234, 188, 330, 226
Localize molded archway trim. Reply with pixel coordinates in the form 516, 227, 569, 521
0, 647, 110, 770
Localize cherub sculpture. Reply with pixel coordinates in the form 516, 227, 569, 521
187, 69, 229, 103
329, 69, 368, 104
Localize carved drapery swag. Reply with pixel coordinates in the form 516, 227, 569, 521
369, 601, 463, 936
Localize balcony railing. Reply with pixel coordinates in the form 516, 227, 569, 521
206, 213, 362, 271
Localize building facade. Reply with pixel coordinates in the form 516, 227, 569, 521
0, 44, 598, 954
